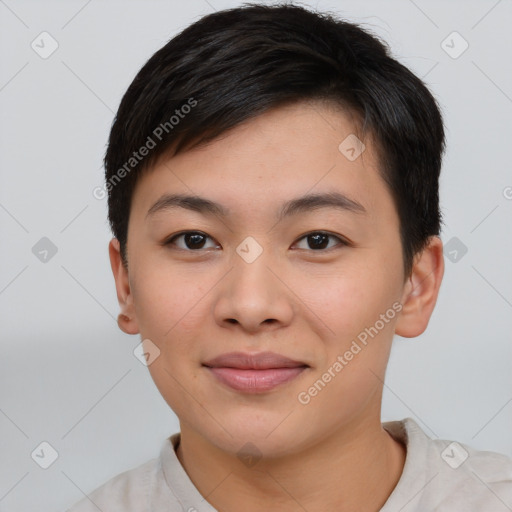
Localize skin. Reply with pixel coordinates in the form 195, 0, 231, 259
110, 101, 444, 511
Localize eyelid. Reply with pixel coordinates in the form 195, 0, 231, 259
291, 231, 350, 251
163, 231, 220, 250
163, 230, 350, 252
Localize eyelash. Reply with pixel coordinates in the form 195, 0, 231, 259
162, 231, 349, 252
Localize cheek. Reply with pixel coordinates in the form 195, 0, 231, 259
131, 264, 209, 412
295, 270, 400, 419
297, 261, 400, 345
131, 260, 213, 341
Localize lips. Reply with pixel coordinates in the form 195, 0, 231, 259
203, 351, 308, 370
203, 351, 309, 393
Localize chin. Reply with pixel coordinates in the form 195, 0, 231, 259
193, 411, 313, 459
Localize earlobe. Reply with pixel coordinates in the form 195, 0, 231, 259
395, 236, 444, 338
108, 238, 140, 335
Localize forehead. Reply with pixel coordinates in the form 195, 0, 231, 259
131, 101, 394, 225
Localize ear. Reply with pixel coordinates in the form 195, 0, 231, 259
108, 238, 140, 335
395, 236, 444, 338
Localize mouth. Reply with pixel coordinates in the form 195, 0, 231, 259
202, 351, 309, 393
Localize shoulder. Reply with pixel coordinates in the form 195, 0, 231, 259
383, 418, 512, 511
66, 456, 159, 512
428, 432, 512, 510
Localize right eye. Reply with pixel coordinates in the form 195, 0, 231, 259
163, 231, 220, 251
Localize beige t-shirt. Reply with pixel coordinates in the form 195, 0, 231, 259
67, 418, 512, 511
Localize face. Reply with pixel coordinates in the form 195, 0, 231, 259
111, 101, 441, 457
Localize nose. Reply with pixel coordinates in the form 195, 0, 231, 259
212, 250, 294, 334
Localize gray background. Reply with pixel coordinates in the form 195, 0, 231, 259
0, 0, 511, 510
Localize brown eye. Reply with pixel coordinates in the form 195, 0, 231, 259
165, 231, 218, 250
293, 232, 347, 251
307, 233, 329, 250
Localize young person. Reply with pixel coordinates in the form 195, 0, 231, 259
69, 3, 512, 511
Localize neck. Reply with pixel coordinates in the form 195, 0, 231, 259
176, 414, 406, 512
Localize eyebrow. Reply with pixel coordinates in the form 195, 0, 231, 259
146, 191, 366, 220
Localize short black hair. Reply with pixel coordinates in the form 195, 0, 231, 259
104, 2, 445, 277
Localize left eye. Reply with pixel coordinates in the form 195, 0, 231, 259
293, 232, 346, 251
